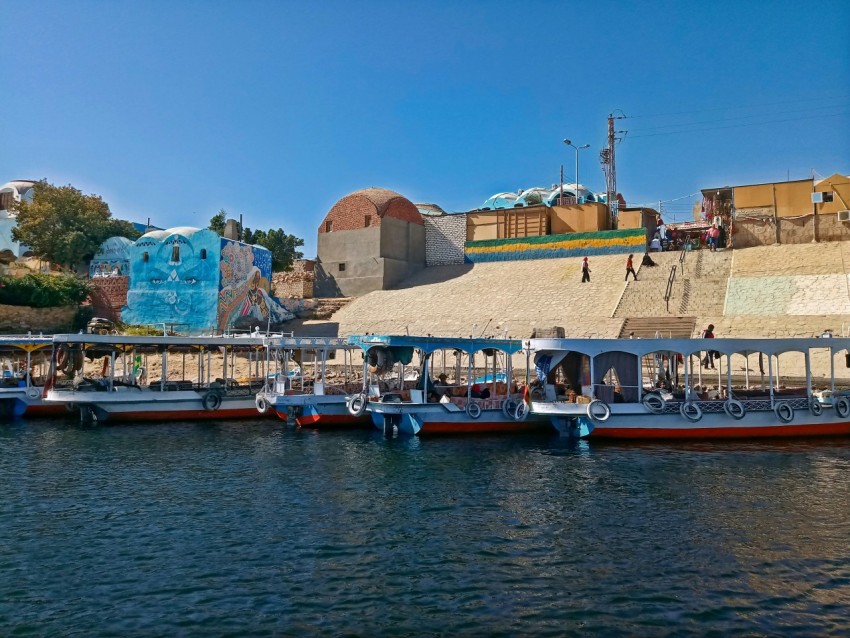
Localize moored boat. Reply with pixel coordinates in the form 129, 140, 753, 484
0, 336, 65, 418
348, 335, 548, 436
525, 336, 850, 439
257, 336, 370, 428
44, 333, 274, 422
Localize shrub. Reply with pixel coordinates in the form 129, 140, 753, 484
0, 273, 91, 308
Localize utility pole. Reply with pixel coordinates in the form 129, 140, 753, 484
600, 111, 627, 228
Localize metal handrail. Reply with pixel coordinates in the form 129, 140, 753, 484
664, 265, 677, 313
678, 247, 686, 275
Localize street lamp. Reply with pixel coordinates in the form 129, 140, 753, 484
563, 139, 590, 204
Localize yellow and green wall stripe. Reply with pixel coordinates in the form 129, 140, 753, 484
464, 228, 646, 263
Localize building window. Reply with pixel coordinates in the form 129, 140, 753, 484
364, 215, 372, 227
823, 191, 835, 203
142, 252, 149, 263
325, 220, 333, 232
171, 245, 180, 263
200, 249, 207, 260
338, 263, 346, 272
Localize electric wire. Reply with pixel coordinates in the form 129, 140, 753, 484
628, 102, 850, 133
626, 94, 850, 119
628, 110, 849, 139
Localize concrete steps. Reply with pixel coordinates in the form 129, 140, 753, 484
619, 316, 697, 339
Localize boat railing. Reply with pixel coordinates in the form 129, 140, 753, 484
658, 395, 810, 414
664, 264, 677, 313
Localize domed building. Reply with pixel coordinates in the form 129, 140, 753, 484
316, 188, 425, 297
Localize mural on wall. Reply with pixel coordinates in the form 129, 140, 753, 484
122, 228, 221, 332
216, 239, 293, 330
89, 236, 133, 278
464, 228, 646, 263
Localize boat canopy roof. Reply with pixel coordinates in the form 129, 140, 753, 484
52, 333, 269, 349
525, 337, 850, 358
267, 336, 352, 350
0, 336, 53, 352
349, 335, 523, 355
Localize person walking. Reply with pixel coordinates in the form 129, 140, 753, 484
701, 323, 716, 369
625, 253, 637, 281
581, 257, 591, 283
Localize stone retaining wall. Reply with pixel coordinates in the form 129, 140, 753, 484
272, 260, 315, 298
0, 304, 78, 333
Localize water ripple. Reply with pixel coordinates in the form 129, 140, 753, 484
1, 423, 849, 635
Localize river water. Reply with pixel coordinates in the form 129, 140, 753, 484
2, 420, 849, 636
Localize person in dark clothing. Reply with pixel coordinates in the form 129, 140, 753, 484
701, 324, 716, 369
625, 254, 637, 281
581, 257, 591, 283
641, 252, 657, 267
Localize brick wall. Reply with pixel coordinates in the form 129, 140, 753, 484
318, 193, 423, 234
425, 215, 466, 265
90, 276, 129, 321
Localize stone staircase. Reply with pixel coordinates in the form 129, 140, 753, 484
614, 249, 733, 318
618, 316, 697, 339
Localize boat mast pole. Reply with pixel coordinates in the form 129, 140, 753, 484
768, 354, 774, 407
804, 350, 812, 400
830, 346, 835, 396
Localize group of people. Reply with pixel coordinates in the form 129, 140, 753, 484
580, 253, 653, 283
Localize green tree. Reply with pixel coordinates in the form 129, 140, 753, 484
242, 227, 304, 271
209, 209, 227, 236
11, 180, 140, 270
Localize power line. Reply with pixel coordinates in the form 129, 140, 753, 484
627, 93, 850, 119
628, 102, 849, 133
628, 110, 849, 139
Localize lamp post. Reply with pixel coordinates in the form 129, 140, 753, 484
563, 139, 590, 204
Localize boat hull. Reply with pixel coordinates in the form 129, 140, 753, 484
45, 389, 270, 423
1, 393, 65, 419
370, 401, 548, 436
534, 401, 850, 440
267, 394, 371, 428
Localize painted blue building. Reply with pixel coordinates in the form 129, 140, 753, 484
120, 226, 293, 333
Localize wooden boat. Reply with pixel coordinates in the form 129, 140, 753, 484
348, 335, 548, 436
257, 336, 370, 428
525, 336, 850, 439
0, 336, 65, 418
44, 333, 274, 422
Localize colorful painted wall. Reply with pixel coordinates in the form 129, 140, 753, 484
463, 228, 646, 263
216, 238, 292, 330
89, 236, 133, 277
122, 228, 223, 332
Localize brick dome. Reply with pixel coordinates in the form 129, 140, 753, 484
319, 188, 423, 233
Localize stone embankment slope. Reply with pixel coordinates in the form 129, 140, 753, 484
700, 242, 850, 340
325, 241, 850, 345
331, 255, 630, 339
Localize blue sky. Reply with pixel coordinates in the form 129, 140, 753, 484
2, 0, 848, 257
